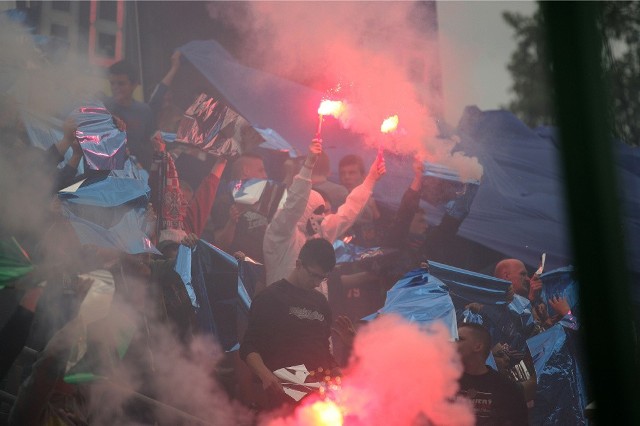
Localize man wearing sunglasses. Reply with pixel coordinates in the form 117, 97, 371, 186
240, 238, 337, 410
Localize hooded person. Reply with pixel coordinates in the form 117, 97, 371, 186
263, 143, 385, 293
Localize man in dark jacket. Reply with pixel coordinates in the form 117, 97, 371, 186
240, 238, 337, 410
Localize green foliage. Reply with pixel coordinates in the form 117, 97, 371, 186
503, 2, 640, 146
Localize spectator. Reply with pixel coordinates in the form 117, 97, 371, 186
456, 323, 528, 426
311, 152, 348, 212
338, 154, 382, 247
240, 238, 338, 410
209, 153, 268, 262
263, 142, 385, 290
104, 60, 155, 170
494, 259, 541, 303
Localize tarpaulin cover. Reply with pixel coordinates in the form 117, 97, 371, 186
527, 322, 588, 425
59, 173, 149, 207
427, 261, 535, 352
421, 160, 481, 221
363, 268, 458, 340
237, 258, 264, 313
175, 93, 263, 157
255, 128, 298, 157
230, 178, 287, 221
19, 108, 85, 175
185, 240, 265, 351
58, 173, 159, 254
332, 240, 385, 265
71, 103, 127, 170
179, 38, 640, 299
175, 244, 198, 308
539, 266, 579, 317
427, 260, 511, 307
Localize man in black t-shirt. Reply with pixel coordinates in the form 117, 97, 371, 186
457, 323, 529, 426
240, 238, 337, 410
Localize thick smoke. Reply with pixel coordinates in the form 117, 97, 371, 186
1, 14, 253, 425
206, 1, 483, 181
81, 290, 253, 426
0, 12, 102, 252
262, 315, 474, 426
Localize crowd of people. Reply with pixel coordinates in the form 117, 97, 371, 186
0, 53, 582, 425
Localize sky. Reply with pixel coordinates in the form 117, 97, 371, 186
437, 0, 537, 125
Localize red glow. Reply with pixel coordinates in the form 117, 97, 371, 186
317, 100, 345, 118
307, 400, 344, 426
380, 115, 399, 133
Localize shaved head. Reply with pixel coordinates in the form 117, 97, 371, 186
494, 258, 529, 298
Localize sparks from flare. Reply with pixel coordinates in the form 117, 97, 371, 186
316, 100, 345, 136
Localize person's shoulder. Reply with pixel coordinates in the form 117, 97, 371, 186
256, 280, 289, 298
131, 99, 153, 114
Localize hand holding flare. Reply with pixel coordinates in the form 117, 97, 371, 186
317, 100, 345, 137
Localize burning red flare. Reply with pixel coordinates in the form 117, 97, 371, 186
380, 115, 399, 133
316, 100, 345, 136
317, 100, 345, 117
306, 400, 344, 426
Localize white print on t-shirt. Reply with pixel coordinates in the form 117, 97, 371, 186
462, 389, 493, 418
289, 306, 325, 322
243, 211, 268, 231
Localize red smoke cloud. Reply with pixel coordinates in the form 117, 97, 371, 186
262, 315, 474, 426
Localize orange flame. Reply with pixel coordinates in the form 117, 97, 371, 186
307, 400, 344, 426
318, 100, 345, 118
380, 115, 399, 133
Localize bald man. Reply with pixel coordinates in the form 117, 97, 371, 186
494, 258, 542, 303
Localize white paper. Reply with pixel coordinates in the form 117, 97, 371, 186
59, 178, 87, 194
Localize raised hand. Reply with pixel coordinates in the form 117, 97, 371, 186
549, 295, 571, 317
180, 233, 199, 248
368, 153, 386, 181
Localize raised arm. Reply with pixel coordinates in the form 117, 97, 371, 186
184, 157, 227, 237
321, 154, 386, 243
264, 139, 322, 245
149, 51, 181, 114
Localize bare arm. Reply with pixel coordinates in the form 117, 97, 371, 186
321, 154, 386, 242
